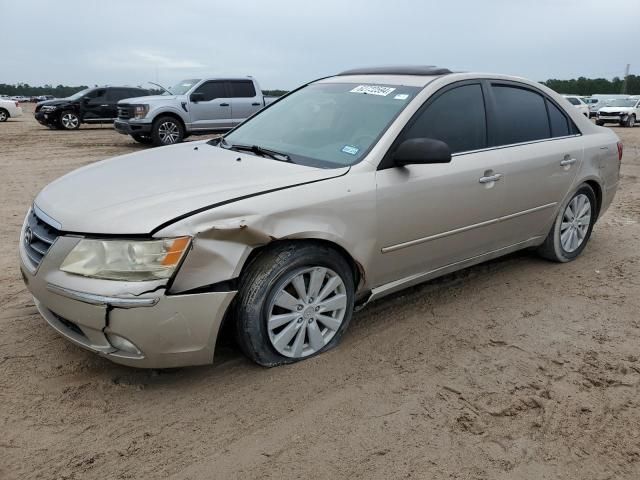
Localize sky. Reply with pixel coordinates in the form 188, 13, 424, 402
0, 0, 637, 90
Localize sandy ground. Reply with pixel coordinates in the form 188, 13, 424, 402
2, 105, 640, 480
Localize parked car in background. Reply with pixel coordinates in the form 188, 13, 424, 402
563, 95, 589, 117
11, 95, 30, 103
0, 97, 23, 121
20, 66, 621, 369
114, 77, 277, 146
596, 97, 640, 127
582, 97, 600, 118
34, 86, 150, 130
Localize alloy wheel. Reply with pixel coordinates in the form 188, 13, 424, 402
61, 113, 79, 129
267, 266, 347, 358
0, 111, 7, 121
560, 194, 591, 253
158, 121, 179, 144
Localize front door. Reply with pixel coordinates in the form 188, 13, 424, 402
81, 88, 108, 121
373, 82, 509, 287
189, 81, 233, 130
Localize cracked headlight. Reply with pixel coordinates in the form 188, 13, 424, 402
60, 237, 191, 281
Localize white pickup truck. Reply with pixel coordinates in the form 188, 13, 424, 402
114, 77, 278, 146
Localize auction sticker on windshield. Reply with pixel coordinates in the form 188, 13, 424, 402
350, 85, 396, 96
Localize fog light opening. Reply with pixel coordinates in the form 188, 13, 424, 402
106, 333, 142, 355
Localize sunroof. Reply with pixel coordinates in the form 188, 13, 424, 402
337, 66, 452, 76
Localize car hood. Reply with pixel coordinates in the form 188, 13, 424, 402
600, 106, 633, 113
34, 141, 348, 235
118, 94, 180, 104
37, 99, 72, 107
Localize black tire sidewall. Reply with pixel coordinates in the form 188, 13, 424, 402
152, 116, 184, 146
0, 109, 8, 122
235, 244, 355, 366
551, 184, 597, 262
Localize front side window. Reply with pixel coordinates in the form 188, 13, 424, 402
220, 82, 420, 167
228, 80, 256, 98
492, 85, 550, 145
401, 83, 487, 154
193, 81, 227, 101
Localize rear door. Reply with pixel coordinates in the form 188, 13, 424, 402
228, 80, 262, 123
189, 80, 233, 130
104, 88, 139, 119
374, 81, 510, 286
485, 82, 583, 244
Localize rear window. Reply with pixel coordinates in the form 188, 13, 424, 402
228, 80, 256, 98
547, 100, 570, 137
492, 85, 550, 145
566, 97, 581, 105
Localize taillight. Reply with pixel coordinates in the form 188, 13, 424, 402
617, 141, 623, 163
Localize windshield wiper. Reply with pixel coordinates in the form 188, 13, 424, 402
219, 139, 293, 163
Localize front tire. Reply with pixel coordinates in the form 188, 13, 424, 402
625, 115, 636, 127
151, 116, 184, 146
59, 111, 80, 130
537, 184, 597, 262
0, 108, 8, 122
234, 243, 355, 367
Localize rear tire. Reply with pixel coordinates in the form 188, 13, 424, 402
151, 116, 184, 146
59, 111, 80, 130
0, 108, 8, 122
537, 184, 597, 262
234, 242, 355, 367
131, 133, 153, 145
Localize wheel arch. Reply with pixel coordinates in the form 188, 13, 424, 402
152, 110, 187, 130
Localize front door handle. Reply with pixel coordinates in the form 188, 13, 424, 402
560, 158, 577, 167
219, 103, 230, 107
479, 173, 503, 184
251, 102, 261, 106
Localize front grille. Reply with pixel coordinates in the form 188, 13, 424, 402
22, 209, 60, 269
117, 105, 132, 119
600, 111, 620, 116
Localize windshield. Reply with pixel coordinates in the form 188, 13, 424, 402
220, 82, 421, 168
165, 79, 201, 95
66, 88, 92, 100
608, 99, 637, 107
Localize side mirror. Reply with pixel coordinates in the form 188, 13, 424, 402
392, 138, 452, 166
190, 92, 204, 103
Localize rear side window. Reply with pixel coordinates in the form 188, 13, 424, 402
547, 100, 570, 137
403, 83, 487, 154
193, 81, 227, 101
228, 80, 256, 98
491, 85, 550, 145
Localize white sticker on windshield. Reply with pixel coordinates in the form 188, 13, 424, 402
394, 94, 409, 100
350, 85, 396, 96
341, 145, 359, 155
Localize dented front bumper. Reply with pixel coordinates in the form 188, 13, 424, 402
20, 233, 236, 369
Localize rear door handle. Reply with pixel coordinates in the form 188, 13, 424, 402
251, 102, 261, 106
479, 173, 502, 184
219, 103, 230, 107
560, 158, 577, 167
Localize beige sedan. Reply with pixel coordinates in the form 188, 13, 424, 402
19, 66, 621, 368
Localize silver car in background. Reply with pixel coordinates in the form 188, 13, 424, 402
19, 66, 622, 369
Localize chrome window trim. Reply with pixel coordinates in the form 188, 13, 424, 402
451, 134, 582, 158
